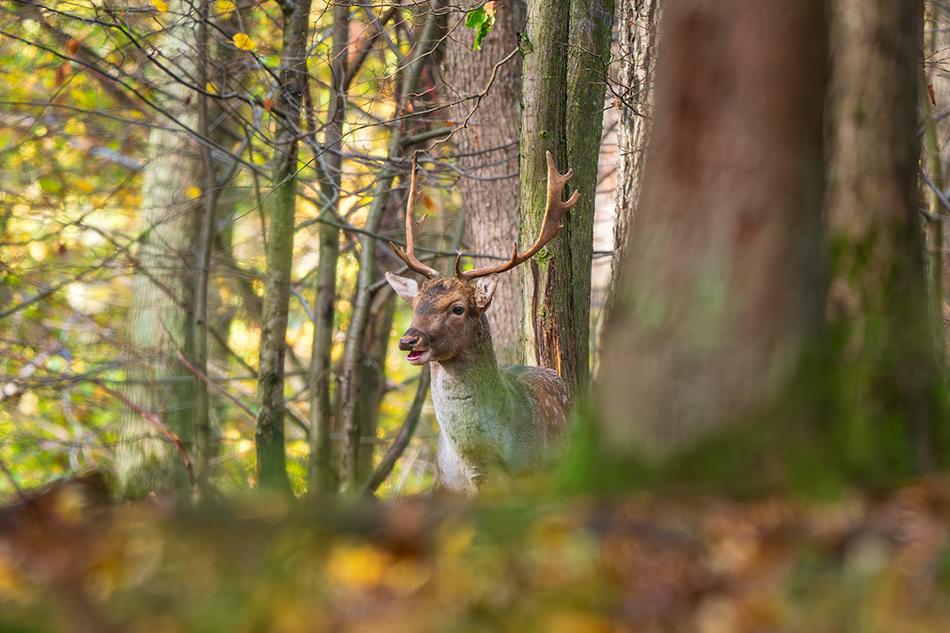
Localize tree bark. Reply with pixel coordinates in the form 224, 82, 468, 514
519, 0, 610, 395
356, 289, 396, 481
442, 0, 525, 366
338, 14, 442, 492
825, 0, 945, 475
520, 0, 573, 394
610, 0, 662, 301
255, 0, 313, 494
598, 0, 826, 455
565, 0, 614, 391
309, 0, 348, 495
116, 0, 201, 498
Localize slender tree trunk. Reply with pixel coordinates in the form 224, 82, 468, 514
598, 0, 826, 455
922, 3, 949, 361
255, 0, 313, 494
309, 0, 348, 495
442, 0, 525, 366
565, 0, 613, 390
519, 0, 573, 390
192, 0, 221, 482
356, 289, 396, 480
520, 0, 609, 395
116, 0, 201, 498
338, 14, 442, 491
610, 0, 662, 302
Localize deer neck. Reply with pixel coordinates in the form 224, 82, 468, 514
430, 316, 503, 402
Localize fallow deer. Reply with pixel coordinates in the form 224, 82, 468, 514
385, 152, 579, 496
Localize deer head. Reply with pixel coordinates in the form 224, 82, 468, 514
386, 151, 579, 365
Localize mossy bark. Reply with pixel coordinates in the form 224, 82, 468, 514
565, 0, 613, 391
596, 0, 827, 473
823, 0, 947, 481
583, 0, 950, 497
255, 0, 313, 494
520, 0, 610, 395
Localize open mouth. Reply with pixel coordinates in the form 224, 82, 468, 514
405, 349, 430, 364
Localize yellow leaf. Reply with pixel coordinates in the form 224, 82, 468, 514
232, 33, 255, 51
64, 118, 86, 136
326, 544, 391, 590
151, 0, 168, 11
215, 0, 235, 17
206, 82, 217, 95
185, 186, 202, 199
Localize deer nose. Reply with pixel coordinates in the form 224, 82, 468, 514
398, 334, 420, 351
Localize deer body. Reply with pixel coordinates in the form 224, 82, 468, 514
386, 152, 579, 496
432, 360, 569, 495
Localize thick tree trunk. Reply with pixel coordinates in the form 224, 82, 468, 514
825, 0, 946, 476
442, 0, 524, 366
598, 0, 826, 455
116, 1, 200, 498
255, 0, 313, 494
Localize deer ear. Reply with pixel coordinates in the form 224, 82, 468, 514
386, 272, 418, 304
474, 275, 498, 312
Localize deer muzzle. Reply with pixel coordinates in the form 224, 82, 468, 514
398, 329, 430, 365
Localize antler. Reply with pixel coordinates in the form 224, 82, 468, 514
456, 151, 580, 282
390, 152, 441, 279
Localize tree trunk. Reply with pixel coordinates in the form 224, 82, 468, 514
255, 0, 313, 494
338, 14, 442, 492
610, 0, 662, 301
824, 0, 946, 477
565, 0, 614, 391
309, 0, 348, 495
598, 0, 826, 456
356, 289, 396, 481
116, 0, 200, 498
519, 0, 570, 388
442, 0, 525, 366
922, 2, 950, 361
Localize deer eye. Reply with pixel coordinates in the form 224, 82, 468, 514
452, 305, 464, 315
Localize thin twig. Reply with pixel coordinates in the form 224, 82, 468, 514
177, 351, 256, 419
921, 172, 950, 219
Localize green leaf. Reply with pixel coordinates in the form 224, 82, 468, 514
38, 178, 61, 194
465, 6, 486, 28
465, 7, 494, 51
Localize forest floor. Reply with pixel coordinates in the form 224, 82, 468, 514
1, 473, 950, 633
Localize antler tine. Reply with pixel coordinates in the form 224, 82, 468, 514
458, 151, 579, 282
389, 152, 441, 279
